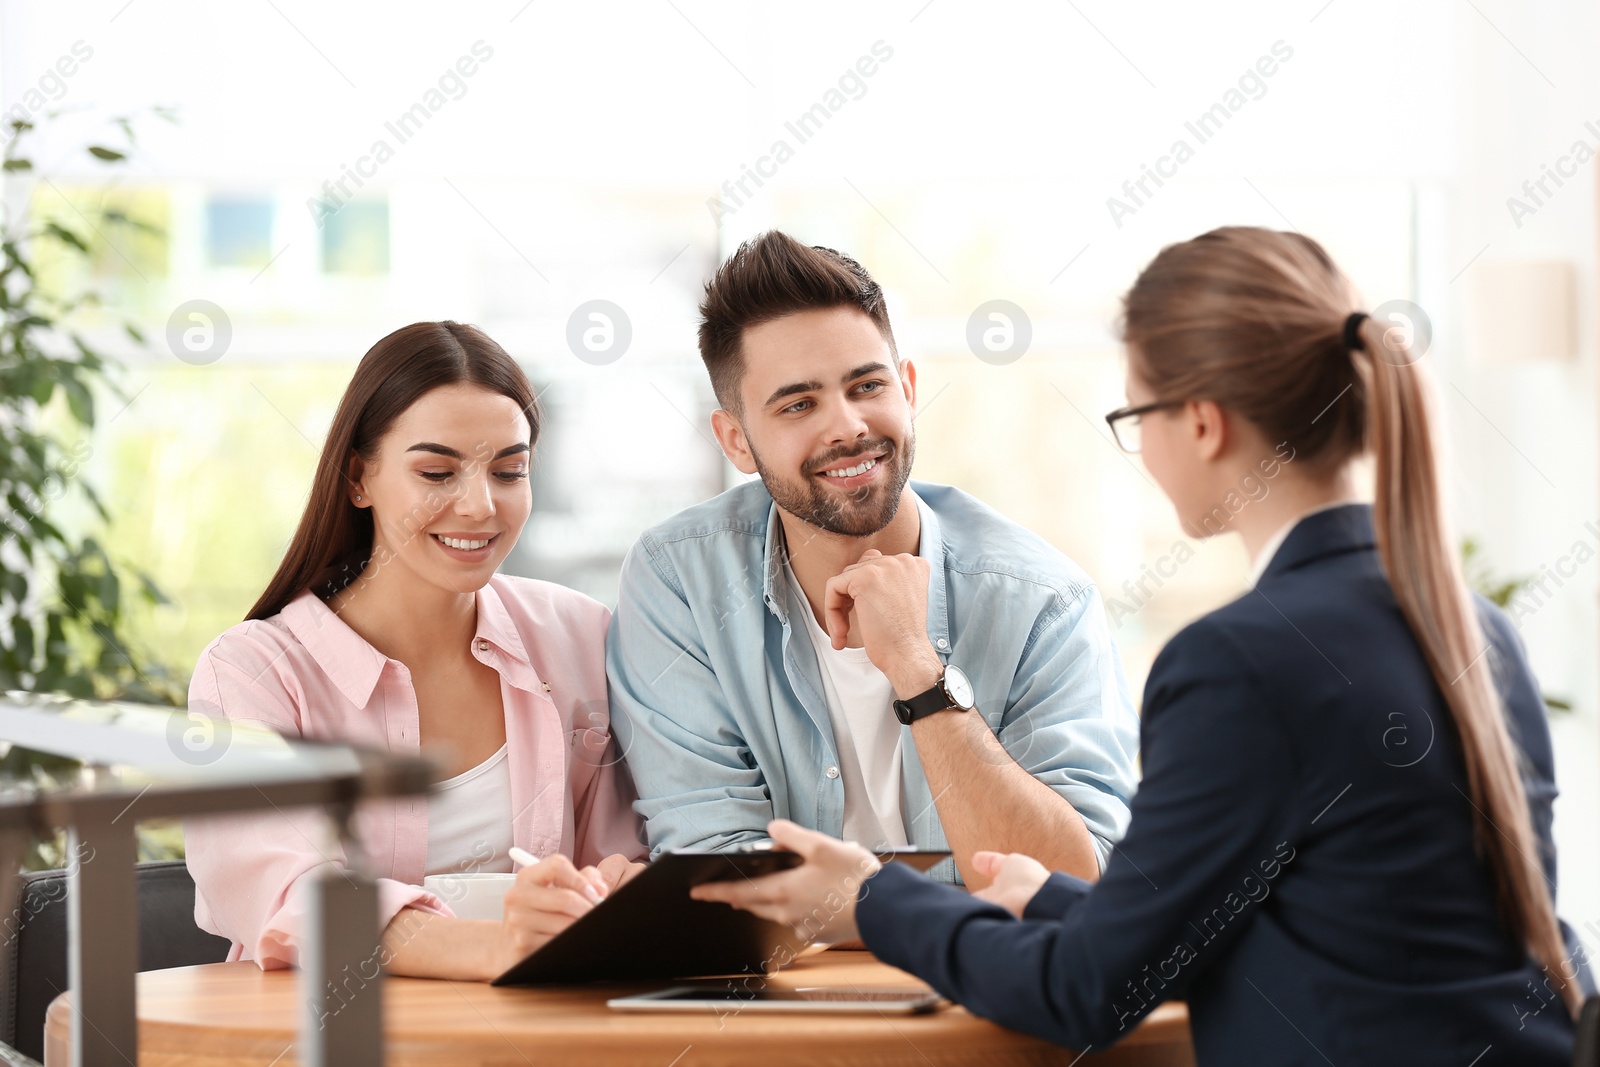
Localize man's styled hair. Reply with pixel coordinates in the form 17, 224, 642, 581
697, 230, 897, 414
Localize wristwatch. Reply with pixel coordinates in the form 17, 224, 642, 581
893, 664, 975, 725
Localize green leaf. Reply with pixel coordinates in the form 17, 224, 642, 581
2, 243, 34, 280
2, 159, 31, 172
102, 210, 163, 237
87, 146, 125, 162
11, 617, 34, 663
81, 482, 109, 522
42, 222, 89, 253
99, 569, 121, 617
58, 572, 87, 611
62, 377, 94, 425
138, 571, 172, 606
123, 322, 146, 345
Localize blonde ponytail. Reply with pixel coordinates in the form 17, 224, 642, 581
1355, 316, 1580, 1017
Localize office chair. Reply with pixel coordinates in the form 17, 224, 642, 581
1, 861, 231, 1062
1576, 995, 1600, 1066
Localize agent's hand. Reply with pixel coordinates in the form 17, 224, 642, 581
970, 851, 1051, 918
595, 852, 647, 894
690, 820, 881, 944
823, 550, 943, 697
494, 854, 606, 971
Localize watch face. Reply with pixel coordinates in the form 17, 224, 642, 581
943, 665, 975, 709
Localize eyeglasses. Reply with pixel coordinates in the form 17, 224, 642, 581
1104, 400, 1182, 454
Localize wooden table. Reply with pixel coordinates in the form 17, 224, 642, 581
46, 951, 1193, 1066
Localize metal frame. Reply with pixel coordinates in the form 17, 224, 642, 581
0, 694, 434, 1067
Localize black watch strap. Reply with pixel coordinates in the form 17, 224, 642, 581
893, 686, 951, 725
894, 667, 971, 726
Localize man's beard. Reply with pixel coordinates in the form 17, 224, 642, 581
751, 432, 916, 537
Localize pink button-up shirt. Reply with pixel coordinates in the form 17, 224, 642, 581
183, 574, 645, 969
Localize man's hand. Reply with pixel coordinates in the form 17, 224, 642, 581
690, 820, 881, 944
970, 850, 1052, 918
823, 549, 943, 697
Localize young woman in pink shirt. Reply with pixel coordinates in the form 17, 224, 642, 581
184, 321, 645, 980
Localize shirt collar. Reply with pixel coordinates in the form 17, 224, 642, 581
278, 578, 541, 706
1248, 501, 1371, 587
279, 591, 388, 707
761, 485, 951, 652
471, 579, 542, 693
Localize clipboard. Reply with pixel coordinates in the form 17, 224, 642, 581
490, 845, 950, 985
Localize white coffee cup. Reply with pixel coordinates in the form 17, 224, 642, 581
423, 871, 518, 921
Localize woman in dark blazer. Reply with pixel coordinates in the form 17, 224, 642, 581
695, 227, 1593, 1065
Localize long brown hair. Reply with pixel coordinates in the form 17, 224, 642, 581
1122, 226, 1579, 1017
247, 321, 540, 622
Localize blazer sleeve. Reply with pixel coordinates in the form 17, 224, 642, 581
1020, 871, 1093, 922
1478, 600, 1559, 888
182, 630, 448, 970
858, 617, 1301, 1049
1477, 601, 1595, 993
605, 538, 775, 858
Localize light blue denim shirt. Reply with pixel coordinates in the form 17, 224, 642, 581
606, 481, 1140, 880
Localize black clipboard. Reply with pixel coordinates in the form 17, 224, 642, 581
490, 846, 950, 986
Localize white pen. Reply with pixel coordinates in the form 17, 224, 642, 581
509, 846, 607, 903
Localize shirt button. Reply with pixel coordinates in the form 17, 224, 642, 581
936, 638, 950, 650
476, 639, 489, 651
825, 765, 840, 779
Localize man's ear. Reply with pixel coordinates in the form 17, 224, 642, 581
898, 356, 917, 411
710, 409, 759, 475
1188, 399, 1229, 463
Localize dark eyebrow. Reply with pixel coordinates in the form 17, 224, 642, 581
764, 379, 823, 409
405, 442, 530, 461
843, 361, 891, 382
763, 362, 894, 410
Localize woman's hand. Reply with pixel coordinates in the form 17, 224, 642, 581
970, 850, 1051, 918
492, 854, 608, 973
690, 820, 881, 944
595, 852, 647, 894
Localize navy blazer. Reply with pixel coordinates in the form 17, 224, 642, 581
859, 505, 1590, 1065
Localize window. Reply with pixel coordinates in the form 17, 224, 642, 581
205, 197, 273, 269
321, 199, 389, 275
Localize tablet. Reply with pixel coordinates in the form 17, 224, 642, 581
608, 986, 947, 1014
490, 845, 951, 986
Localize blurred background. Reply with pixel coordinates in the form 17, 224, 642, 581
0, 0, 1594, 930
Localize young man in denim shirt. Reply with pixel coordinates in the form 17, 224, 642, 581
607, 232, 1139, 886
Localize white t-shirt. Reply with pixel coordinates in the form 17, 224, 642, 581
425, 743, 515, 875
784, 562, 911, 850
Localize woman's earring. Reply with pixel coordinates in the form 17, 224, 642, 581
355, 495, 362, 502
